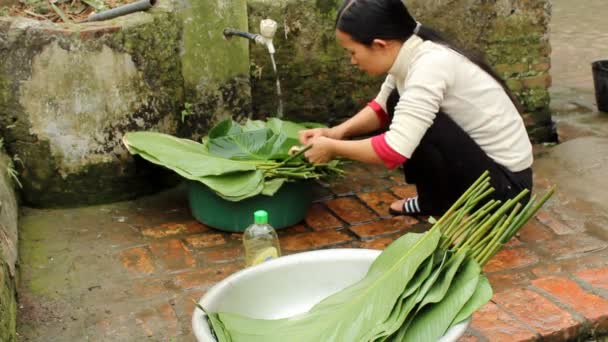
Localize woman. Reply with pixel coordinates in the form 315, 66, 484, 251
299, 0, 533, 216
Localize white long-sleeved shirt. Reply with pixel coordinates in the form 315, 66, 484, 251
371, 35, 533, 172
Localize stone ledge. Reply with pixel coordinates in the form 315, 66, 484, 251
0, 150, 18, 342
0, 0, 251, 207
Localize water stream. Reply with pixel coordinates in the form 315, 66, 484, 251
269, 53, 284, 118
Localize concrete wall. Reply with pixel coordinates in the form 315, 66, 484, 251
409, 0, 554, 142
248, 0, 378, 126
0, 0, 251, 207
248, 0, 554, 142
0, 0, 552, 207
0, 149, 18, 342
175, 0, 251, 139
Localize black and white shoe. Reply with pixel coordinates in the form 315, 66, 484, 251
389, 196, 425, 216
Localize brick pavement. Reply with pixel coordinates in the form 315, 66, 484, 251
18, 160, 608, 341
123, 163, 608, 341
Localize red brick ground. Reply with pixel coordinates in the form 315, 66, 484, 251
106, 163, 608, 341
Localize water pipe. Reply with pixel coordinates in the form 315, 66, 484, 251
82, 0, 156, 23
223, 29, 260, 42
223, 19, 278, 54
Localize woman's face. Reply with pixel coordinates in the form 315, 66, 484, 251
336, 30, 397, 76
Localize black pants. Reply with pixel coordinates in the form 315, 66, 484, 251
386, 90, 533, 215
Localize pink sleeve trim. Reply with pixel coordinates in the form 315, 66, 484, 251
371, 134, 408, 169
368, 100, 390, 128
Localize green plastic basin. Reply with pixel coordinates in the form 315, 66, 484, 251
187, 180, 313, 232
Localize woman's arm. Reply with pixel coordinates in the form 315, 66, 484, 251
333, 74, 396, 139
304, 136, 384, 165
299, 105, 384, 144
332, 105, 384, 139
300, 76, 396, 145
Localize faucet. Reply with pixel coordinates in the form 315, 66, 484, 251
224, 19, 278, 54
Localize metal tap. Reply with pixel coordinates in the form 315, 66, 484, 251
224, 19, 278, 54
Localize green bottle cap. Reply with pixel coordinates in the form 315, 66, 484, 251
254, 210, 268, 224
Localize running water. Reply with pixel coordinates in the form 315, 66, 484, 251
269, 53, 284, 118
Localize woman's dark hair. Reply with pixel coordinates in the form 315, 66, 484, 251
336, 0, 523, 112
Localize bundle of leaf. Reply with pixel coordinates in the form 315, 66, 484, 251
200, 171, 555, 341
123, 118, 344, 202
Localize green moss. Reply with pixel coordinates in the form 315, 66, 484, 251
0, 12, 186, 207
519, 88, 551, 111
0, 63, 20, 146
16, 141, 179, 207
249, 0, 381, 125
485, 40, 544, 66
17, 214, 71, 297
174, 0, 252, 135
248, 0, 553, 141
316, 0, 336, 14
109, 12, 184, 103
179, 76, 252, 138
0, 260, 17, 342
179, 0, 249, 85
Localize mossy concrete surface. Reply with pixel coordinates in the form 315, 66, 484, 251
176, 0, 252, 139
0, 260, 17, 342
248, 0, 381, 126
16, 186, 200, 341
0, 151, 18, 342
0, 0, 251, 207
248, 0, 554, 141
0, 11, 183, 207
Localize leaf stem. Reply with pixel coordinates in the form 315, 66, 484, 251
275, 145, 312, 168
432, 171, 490, 231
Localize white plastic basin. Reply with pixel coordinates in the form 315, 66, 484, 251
192, 249, 470, 341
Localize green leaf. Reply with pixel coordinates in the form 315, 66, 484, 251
415, 248, 469, 312
214, 230, 442, 341
208, 119, 243, 139
450, 275, 492, 326
208, 129, 274, 160
207, 312, 231, 342
376, 290, 421, 342
123, 132, 257, 177
365, 251, 438, 341
123, 119, 344, 203
388, 249, 466, 340
266, 118, 306, 140
261, 178, 288, 196
201, 171, 265, 201
264, 118, 315, 153
124, 132, 267, 200
400, 259, 481, 342
208, 129, 293, 161
243, 119, 267, 132
380, 250, 451, 341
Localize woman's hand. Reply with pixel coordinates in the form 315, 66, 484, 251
304, 136, 336, 164
298, 127, 342, 145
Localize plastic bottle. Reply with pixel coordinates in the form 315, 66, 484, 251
243, 210, 281, 267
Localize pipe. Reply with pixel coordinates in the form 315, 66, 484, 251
223, 28, 276, 54
223, 28, 260, 42
83, 0, 156, 23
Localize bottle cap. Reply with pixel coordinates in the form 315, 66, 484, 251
254, 210, 268, 224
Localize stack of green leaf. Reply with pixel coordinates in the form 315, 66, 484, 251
202, 171, 555, 341
123, 118, 343, 202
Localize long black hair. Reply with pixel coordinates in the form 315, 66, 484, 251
336, 0, 523, 112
